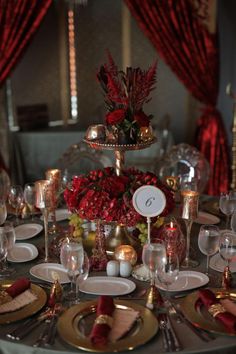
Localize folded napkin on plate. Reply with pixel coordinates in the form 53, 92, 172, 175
90, 295, 115, 346
196, 289, 236, 334
6, 278, 31, 298
108, 307, 139, 342
0, 278, 36, 314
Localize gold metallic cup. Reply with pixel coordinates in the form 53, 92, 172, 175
45, 169, 61, 191
35, 179, 54, 262
181, 190, 199, 268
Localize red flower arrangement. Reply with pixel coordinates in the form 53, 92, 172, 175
97, 52, 157, 143
64, 167, 175, 227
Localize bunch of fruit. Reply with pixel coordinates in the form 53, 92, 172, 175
68, 213, 84, 240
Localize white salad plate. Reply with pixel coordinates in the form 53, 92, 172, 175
40, 209, 71, 222
79, 276, 136, 296
30, 263, 70, 284
7, 243, 39, 262
14, 223, 43, 240
194, 211, 220, 225
210, 253, 236, 273
155, 271, 209, 292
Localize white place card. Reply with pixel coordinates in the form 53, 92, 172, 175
132, 185, 166, 217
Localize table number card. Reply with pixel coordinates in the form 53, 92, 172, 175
132, 186, 166, 243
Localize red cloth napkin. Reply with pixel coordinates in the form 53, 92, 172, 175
196, 289, 236, 334
5, 278, 31, 298
90, 295, 115, 346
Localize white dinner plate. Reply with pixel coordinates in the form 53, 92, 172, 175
156, 271, 209, 292
79, 276, 136, 296
7, 243, 38, 262
40, 209, 71, 222
30, 263, 70, 284
209, 253, 236, 273
194, 211, 220, 225
15, 223, 43, 240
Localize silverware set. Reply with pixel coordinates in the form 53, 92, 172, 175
158, 312, 182, 352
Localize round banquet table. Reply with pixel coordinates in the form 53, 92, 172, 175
0, 210, 236, 354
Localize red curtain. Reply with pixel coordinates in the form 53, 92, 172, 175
125, 0, 230, 195
0, 0, 52, 87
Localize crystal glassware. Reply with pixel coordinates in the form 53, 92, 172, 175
219, 232, 236, 288
0, 221, 16, 276
219, 192, 235, 230
60, 239, 84, 303
156, 252, 179, 293
0, 201, 7, 225
24, 183, 36, 220
198, 224, 220, 276
181, 190, 199, 268
0, 230, 8, 277
8, 185, 24, 225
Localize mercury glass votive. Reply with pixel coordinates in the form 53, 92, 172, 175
45, 169, 62, 234
114, 244, 137, 266
180, 190, 199, 268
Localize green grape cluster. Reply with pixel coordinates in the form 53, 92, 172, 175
69, 214, 84, 239
136, 222, 148, 245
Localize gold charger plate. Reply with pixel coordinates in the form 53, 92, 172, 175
180, 289, 236, 337
57, 299, 158, 352
0, 280, 47, 324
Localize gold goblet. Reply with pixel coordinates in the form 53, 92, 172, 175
181, 190, 199, 268
35, 179, 55, 262
45, 169, 62, 234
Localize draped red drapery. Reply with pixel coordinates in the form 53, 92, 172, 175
125, 0, 230, 195
0, 0, 52, 170
0, 0, 52, 87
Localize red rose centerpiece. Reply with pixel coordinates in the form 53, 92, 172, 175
64, 167, 175, 270
97, 52, 157, 144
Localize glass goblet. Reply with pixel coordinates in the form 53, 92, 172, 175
0, 221, 16, 276
219, 232, 236, 288
219, 192, 234, 230
156, 252, 179, 295
24, 183, 36, 220
0, 230, 8, 277
0, 201, 7, 225
8, 185, 24, 225
60, 239, 84, 303
198, 224, 220, 276
75, 251, 90, 303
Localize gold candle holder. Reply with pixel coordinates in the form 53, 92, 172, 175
114, 244, 137, 266
45, 169, 62, 234
181, 190, 199, 268
35, 179, 54, 262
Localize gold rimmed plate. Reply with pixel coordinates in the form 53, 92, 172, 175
57, 299, 158, 352
0, 280, 47, 324
180, 289, 236, 337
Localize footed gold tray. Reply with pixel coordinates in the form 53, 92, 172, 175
57, 299, 158, 352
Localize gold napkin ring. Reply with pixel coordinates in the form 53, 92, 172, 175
208, 303, 226, 317
95, 314, 113, 328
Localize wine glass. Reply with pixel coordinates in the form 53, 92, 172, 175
8, 185, 24, 225
142, 241, 166, 292
156, 252, 179, 294
219, 192, 235, 229
219, 232, 236, 288
75, 251, 90, 303
60, 239, 84, 303
0, 201, 7, 225
24, 183, 36, 220
0, 230, 8, 277
198, 225, 220, 279
0, 222, 16, 277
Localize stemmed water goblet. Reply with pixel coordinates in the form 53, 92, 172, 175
156, 252, 179, 295
219, 232, 236, 288
60, 239, 84, 303
75, 251, 90, 303
0, 222, 16, 277
8, 185, 24, 225
0, 230, 8, 277
198, 224, 220, 282
219, 192, 235, 230
24, 183, 36, 220
142, 241, 166, 307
